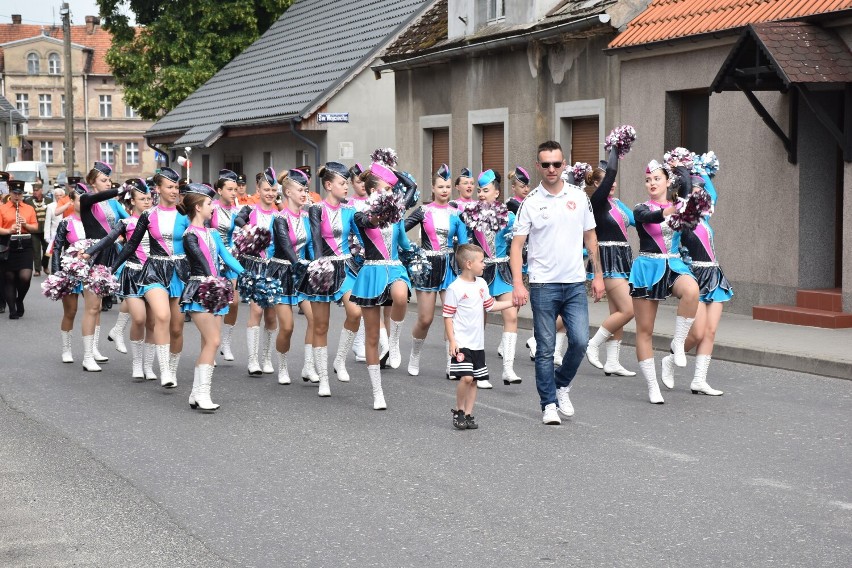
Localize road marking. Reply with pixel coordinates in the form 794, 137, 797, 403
622, 440, 699, 462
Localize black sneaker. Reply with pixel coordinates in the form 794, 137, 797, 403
452, 409, 467, 430
465, 415, 478, 430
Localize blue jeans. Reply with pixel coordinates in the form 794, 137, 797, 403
529, 282, 589, 409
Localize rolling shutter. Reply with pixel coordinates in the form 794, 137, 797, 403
431, 128, 449, 175
481, 123, 504, 178
571, 117, 599, 167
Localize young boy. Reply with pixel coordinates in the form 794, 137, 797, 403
443, 244, 514, 430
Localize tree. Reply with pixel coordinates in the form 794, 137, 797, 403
97, 0, 292, 120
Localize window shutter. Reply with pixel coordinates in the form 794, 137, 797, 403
431, 128, 449, 175
481, 123, 504, 192
571, 117, 600, 167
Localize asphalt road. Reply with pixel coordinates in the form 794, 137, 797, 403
0, 291, 850, 567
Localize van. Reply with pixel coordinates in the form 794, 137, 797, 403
5, 161, 50, 195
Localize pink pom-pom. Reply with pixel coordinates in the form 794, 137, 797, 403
460, 201, 509, 234
197, 276, 234, 312
233, 225, 272, 257
365, 191, 405, 227
663, 147, 694, 169
307, 258, 335, 293
85, 264, 120, 297
369, 147, 398, 169
667, 189, 713, 231
41, 271, 77, 300
570, 162, 592, 184
605, 125, 637, 159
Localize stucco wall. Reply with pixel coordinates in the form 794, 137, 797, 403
618, 44, 801, 314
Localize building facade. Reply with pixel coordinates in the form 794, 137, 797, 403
1, 15, 156, 184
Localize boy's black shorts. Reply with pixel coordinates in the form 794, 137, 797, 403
449, 348, 489, 382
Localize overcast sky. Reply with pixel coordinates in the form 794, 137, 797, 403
0, 1, 134, 26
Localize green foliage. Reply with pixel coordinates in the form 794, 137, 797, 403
97, 0, 292, 120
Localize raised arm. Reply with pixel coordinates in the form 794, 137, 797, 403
590, 146, 620, 210
404, 206, 424, 232
233, 205, 252, 228
79, 188, 120, 208
104, 212, 149, 271
84, 220, 127, 258
633, 203, 665, 225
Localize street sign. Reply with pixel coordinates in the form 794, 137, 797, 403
317, 112, 349, 123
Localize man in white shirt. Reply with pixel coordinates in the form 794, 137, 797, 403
510, 140, 605, 425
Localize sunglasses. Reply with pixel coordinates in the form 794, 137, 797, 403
538, 161, 564, 170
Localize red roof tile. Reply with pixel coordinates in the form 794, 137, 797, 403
0, 22, 117, 75
608, 0, 852, 49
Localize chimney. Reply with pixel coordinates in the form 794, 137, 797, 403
85, 15, 100, 34
12, 14, 22, 24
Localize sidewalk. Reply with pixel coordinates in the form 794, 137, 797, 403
411, 296, 852, 380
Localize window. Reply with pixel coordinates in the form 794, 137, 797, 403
27, 53, 39, 75
16, 94, 29, 117
487, 0, 505, 21
39, 94, 52, 117
48, 52, 61, 75
680, 91, 709, 154
126, 142, 139, 165
40, 141, 54, 163
125, 105, 138, 118
431, 128, 450, 178
100, 142, 115, 164
99, 95, 112, 118
481, 124, 504, 185
61, 95, 66, 117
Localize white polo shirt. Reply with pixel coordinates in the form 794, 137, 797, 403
513, 181, 595, 284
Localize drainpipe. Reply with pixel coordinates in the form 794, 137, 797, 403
83, 73, 90, 166
289, 116, 321, 195
146, 139, 170, 166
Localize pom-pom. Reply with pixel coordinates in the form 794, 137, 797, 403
570, 162, 592, 184
348, 235, 363, 258
197, 276, 234, 312
365, 191, 405, 227
60, 249, 93, 283
85, 264, 120, 297
307, 258, 335, 294
691, 151, 720, 178
400, 245, 432, 288
604, 125, 637, 159
251, 276, 284, 309
41, 271, 77, 300
233, 225, 272, 257
369, 147, 398, 169
667, 189, 713, 231
460, 200, 509, 234
236, 270, 258, 300
664, 147, 694, 169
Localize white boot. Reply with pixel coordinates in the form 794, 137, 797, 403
379, 327, 389, 366
246, 326, 262, 376
220, 324, 235, 361
130, 339, 144, 380
585, 327, 611, 369
261, 327, 276, 374
526, 336, 536, 360
82, 335, 101, 372
497, 335, 504, 358
333, 328, 356, 382
500, 332, 522, 385
166, 352, 180, 388
301, 344, 319, 383
672, 316, 695, 367
277, 351, 290, 385
639, 358, 664, 404
61, 330, 74, 363
315, 346, 330, 397
554, 331, 567, 367
155, 344, 172, 387
388, 319, 404, 369
108, 312, 130, 354
660, 354, 675, 389
690, 354, 723, 396
603, 340, 636, 377
368, 364, 386, 410
188, 366, 200, 408
144, 343, 157, 380
407, 337, 425, 376
195, 364, 220, 411
353, 319, 366, 362
92, 326, 108, 362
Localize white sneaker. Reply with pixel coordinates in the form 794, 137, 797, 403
476, 380, 493, 389
556, 386, 574, 417
542, 403, 561, 425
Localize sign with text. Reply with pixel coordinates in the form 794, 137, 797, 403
317, 112, 349, 123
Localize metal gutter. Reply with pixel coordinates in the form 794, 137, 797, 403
373, 14, 610, 73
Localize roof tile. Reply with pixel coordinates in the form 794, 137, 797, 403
609, 0, 852, 49
0, 22, 116, 74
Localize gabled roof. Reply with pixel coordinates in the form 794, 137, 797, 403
147, 0, 429, 147
0, 22, 115, 74
381, 0, 616, 65
712, 22, 852, 92
608, 0, 852, 50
